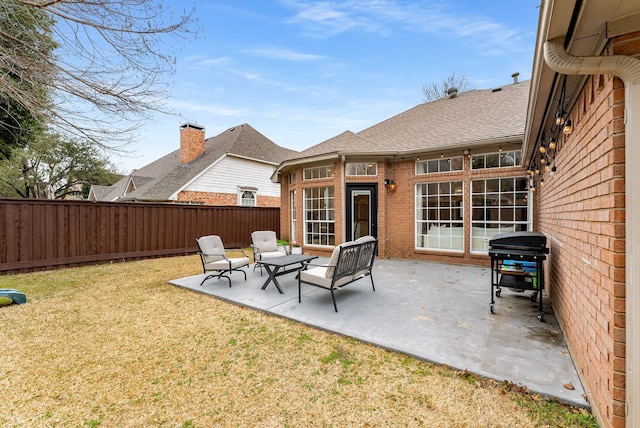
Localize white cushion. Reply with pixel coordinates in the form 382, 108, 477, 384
355, 235, 376, 244
252, 230, 278, 252
205, 257, 249, 270
258, 250, 286, 261
300, 267, 353, 289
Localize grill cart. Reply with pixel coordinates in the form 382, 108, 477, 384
488, 231, 549, 322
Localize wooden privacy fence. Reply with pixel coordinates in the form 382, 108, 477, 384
0, 199, 280, 274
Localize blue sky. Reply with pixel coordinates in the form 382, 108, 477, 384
113, 0, 541, 173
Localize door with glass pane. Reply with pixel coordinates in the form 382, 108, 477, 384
346, 184, 378, 241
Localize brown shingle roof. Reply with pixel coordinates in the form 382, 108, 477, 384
283, 81, 530, 164
358, 80, 530, 152
97, 123, 297, 202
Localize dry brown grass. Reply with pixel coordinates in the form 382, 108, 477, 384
0, 256, 595, 427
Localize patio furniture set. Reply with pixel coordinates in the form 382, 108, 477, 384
195, 231, 378, 312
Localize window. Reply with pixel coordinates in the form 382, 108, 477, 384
471, 177, 530, 253
240, 190, 255, 207
290, 172, 296, 184
416, 156, 463, 174
346, 162, 377, 176
471, 150, 522, 169
304, 186, 335, 246
303, 165, 334, 180
416, 181, 464, 251
290, 190, 297, 242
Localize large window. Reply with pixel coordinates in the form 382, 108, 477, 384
416, 181, 463, 251
304, 187, 335, 246
416, 157, 463, 174
471, 177, 530, 253
471, 150, 522, 169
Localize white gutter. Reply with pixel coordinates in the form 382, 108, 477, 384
544, 36, 640, 427
341, 155, 346, 243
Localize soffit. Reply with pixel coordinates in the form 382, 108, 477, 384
525, 0, 640, 165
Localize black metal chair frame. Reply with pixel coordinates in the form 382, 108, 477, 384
196, 237, 250, 287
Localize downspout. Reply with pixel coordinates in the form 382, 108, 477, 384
544, 37, 640, 427
341, 155, 346, 243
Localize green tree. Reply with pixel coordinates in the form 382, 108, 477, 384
0, 132, 122, 199
0, 0, 196, 150
0, 0, 56, 159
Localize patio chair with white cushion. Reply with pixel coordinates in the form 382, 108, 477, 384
196, 235, 250, 287
251, 230, 287, 275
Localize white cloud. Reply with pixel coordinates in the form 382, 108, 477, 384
243, 47, 326, 61
280, 0, 531, 54
171, 100, 245, 117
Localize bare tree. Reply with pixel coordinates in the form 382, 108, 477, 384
422, 72, 474, 102
0, 0, 197, 150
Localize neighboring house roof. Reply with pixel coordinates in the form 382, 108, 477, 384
279, 80, 530, 169
95, 123, 297, 202
88, 185, 114, 201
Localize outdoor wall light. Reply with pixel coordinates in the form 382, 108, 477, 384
563, 119, 573, 135
384, 179, 397, 191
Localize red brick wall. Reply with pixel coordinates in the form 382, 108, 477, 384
178, 191, 281, 207
282, 154, 526, 265
180, 124, 205, 165
536, 34, 634, 425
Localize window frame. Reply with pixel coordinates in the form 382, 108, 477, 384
416, 156, 464, 175
415, 181, 464, 252
303, 186, 335, 246
470, 176, 531, 253
303, 165, 334, 181
471, 150, 522, 170
239, 190, 256, 207
346, 162, 378, 176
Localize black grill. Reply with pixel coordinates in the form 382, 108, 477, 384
488, 231, 549, 321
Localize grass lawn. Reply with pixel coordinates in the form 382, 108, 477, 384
0, 255, 597, 427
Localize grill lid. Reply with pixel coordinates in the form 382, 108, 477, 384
489, 231, 548, 253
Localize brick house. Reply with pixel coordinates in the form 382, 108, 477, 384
90, 123, 296, 206
272, 78, 531, 263
273, 0, 640, 426
525, 1, 640, 427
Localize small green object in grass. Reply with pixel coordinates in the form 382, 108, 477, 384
0, 296, 13, 307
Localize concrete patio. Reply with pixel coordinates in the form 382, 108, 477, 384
168, 257, 589, 409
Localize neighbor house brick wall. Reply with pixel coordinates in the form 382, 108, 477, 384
179, 191, 281, 207
178, 191, 237, 206
536, 53, 629, 426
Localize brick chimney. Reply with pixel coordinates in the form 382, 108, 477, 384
180, 123, 205, 164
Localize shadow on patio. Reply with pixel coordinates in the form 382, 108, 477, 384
169, 257, 588, 409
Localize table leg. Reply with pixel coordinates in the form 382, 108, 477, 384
260, 264, 285, 294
